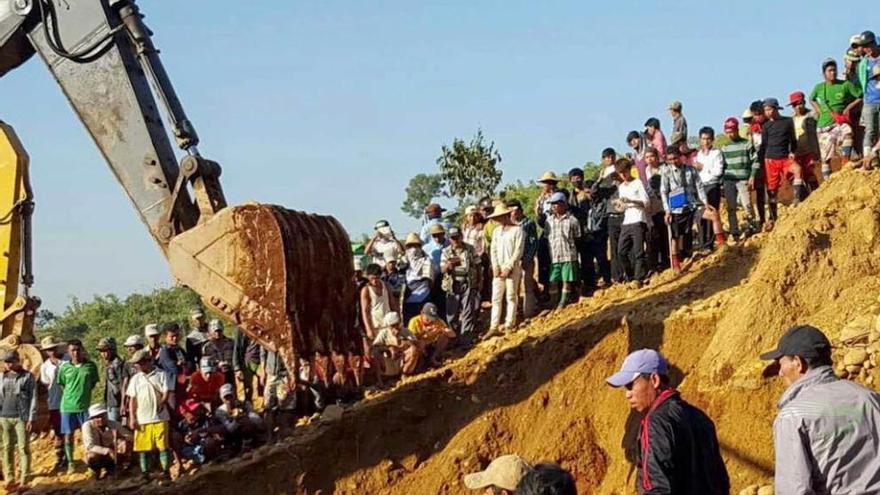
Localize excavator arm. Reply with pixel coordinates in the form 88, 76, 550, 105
0, 0, 359, 375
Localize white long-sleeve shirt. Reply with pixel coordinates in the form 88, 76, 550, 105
695, 149, 724, 186
618, 180, 650, 225
490, 225, 524, 272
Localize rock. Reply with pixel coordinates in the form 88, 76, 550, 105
757, 486, 774, 495
865, 360, 875, 370
841, 316, 873, 343
859, 367, 868, 381
844, 349, 869, 366
321, 404, 344, 422
470, 394, 481, 404
739, 484, 759, 495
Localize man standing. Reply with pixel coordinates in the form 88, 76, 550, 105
614, 159, 650, 284
489, 203, 524, 331
534, 171, 560, 298
720, 117, 759, 241
668, 100, 688, 149
185, 308, 209, 367
810, 58, 863, 178
693, 127, 726, 250
158, 323, 188, 412
508, 200, 539, 318
0, 350, 36, 492
145, 324, 162, 361
541, 192, 581, 308
233, 327, 262, 404
854, 31, 880, 168
96, 337, 125, 423
202, 319, 235, 386
586, 148, 618, 288
760, 325, 880, 494
441, 226, 480, 345
660, 146, 708, 272
789, 91, 821, 202
606, 349, 729, 494
423, 223, 449, 317
38, 336, 67, 472
567, 168, 594, 297
58, 339, 100, 474
643, 148, 668, 271
759, 97, 798, 225
126, 349, 172, 481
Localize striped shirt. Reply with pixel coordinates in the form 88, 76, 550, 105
720, 138, 759, 181
545, 212, 581, 263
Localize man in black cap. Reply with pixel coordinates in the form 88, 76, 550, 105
761, 325, 880, 494
854, 30, 880, 169
440, 226, 480, 345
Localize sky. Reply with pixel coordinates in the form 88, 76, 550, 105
0, 1, 866, 311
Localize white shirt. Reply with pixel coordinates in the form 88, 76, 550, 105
125, 369, 169, 425
370, 237, 400, 267
490, 225, 524, 271
39, 357, 68, 411
695, 149, 724, 185
618, 180, 649, 225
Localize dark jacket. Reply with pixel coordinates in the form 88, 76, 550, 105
758, 116, 796, 161
588, 173, 619, 232
637, 390, 729, 495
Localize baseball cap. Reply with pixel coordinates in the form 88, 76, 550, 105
88, 404, 108, 419
463, 455, 533, 491
668, 100, 683, 111
425, 203, 445, 215
759, 325, 831, 361
144, 323, 160, 337
189, 308, 205, 318
846, 48, 862, 63
606, 349, 669, 387
179, 399, 202, 415
421, 302, 439, 320
383, 312, 401, 327
208, 319, 224, 332
127, 348, 152, 364
448, 226, 462, 238
124, 335, 144, 347
762, 97, 782, 109
219, 383, 235, 399
856, 30, 876, 46
723, 117, 739, 131
96, 337, 116, 351
788, 91, 806, 106
741, 108, 753, 121
199, 356, 216, 372
549, 191, 567, 204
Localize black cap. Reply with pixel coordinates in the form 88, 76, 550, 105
857, 30, 876, 46
759, 325, 831, 361
568, 167, 584, 178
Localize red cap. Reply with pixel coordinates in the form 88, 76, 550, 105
788, 91, 806, 106
723, 117, 739, 130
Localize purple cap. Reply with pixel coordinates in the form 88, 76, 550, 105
606, 349, 668, 387
549, 191, 567, 204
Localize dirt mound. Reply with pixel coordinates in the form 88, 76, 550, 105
28, 169, 880, 494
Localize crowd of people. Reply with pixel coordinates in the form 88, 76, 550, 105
0, 309, 301, 491
356, 30, 880, 385
0, 29, 877, 494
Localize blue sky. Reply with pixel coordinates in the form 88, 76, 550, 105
0, 1, 866, 311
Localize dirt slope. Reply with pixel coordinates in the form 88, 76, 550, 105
27, 169, 880, 494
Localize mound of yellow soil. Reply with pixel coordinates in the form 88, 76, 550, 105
28, 169, 880, 494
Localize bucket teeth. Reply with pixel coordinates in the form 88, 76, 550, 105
167, 203, 357, 375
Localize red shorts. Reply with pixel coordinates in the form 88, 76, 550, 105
765, 158, 792, 192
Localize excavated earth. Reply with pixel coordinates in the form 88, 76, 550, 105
26, 168, 880, 494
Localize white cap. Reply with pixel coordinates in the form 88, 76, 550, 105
208, 319, 224, 332
144, 323, 160, 337
383, 312, 401, 327
464, 455, 533, 491
219, 383, 235, 399
88, 403, 108, 419
124, 335, 144, 347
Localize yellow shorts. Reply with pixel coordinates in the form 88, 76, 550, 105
133, 421, 168, 452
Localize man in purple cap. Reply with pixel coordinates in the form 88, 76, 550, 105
761, 325, 880, 494
607, 349, 728, 494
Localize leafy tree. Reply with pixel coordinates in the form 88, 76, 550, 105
401, 173, 445, 219
437, 129, 502, 206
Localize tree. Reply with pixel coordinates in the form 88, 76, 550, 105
437, 129, 502, 206
401, 173, 445, 219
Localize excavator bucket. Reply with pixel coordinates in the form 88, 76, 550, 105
167, 204, 359, 374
